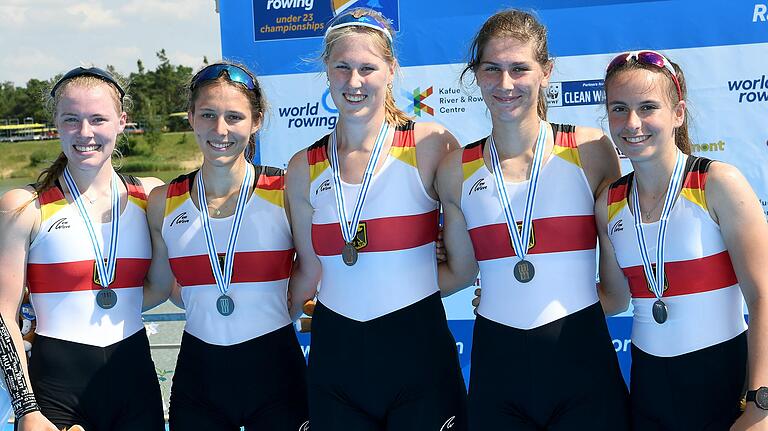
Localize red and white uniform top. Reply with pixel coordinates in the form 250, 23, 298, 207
606, 157, 746, 357
162, 167, 294, 346
462, 124, 599, 330
26, 176, 149, 347
309, 121, 440, 322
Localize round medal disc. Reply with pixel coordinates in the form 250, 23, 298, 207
513, 260, 535, 283
342, 243, 358, 266
96, 288, 117, 309
216, 294, 235, 316
652, 299, 668, 324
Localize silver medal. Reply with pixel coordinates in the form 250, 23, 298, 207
96, 288, 117, 309
652, 299, 668, 324
342, 243, 358, 266
216, 294, 235, 316
513, 260, 535, 283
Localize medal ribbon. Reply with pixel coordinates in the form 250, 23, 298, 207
487, 120, 547, 263
197, 163, 253, 296
62, 167, 119, 288
631, 150, 686, 299
327, 120, 390, 245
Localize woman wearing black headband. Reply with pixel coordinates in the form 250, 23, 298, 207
0, 66, 165, 430
599, 50, 768, 430
145, 61, 309, 430
286, 7, 467, 430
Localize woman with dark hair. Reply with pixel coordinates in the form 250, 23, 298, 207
436, 9, 630, 430
286, 8, 467, 430
599, 50, 768, 430
145, 61, 309, 430
0, 66, 165, 431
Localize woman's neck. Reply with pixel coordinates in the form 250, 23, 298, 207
632, 146, 683, 198
200, 157, 249, 197
64, 161, 116, 199
336, 110, 388, 152
490, 113, 543, 159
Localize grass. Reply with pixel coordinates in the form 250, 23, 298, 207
0, 132, 201, 180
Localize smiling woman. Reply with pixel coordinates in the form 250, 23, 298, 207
144, 61, 310, 430
0, 66, 165, 431
285, 7, 467, 430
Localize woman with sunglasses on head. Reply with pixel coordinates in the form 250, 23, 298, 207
0, 67, 165, 431
436, 9, 630, 430
286, 8, 467, 430
144, 61, 309, 430
599, 50, 768, 430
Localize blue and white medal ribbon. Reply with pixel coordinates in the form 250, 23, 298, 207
196, 163, 253, 316
62, 167, 120, 309
327, 120, 390, 266
487, 120, 547, 283
631, 150, 686, 324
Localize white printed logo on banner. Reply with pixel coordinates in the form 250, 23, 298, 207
754, 3, 767, 22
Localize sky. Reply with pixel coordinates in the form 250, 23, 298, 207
0, 0, 222, 87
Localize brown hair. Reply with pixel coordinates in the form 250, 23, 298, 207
35, 74, 125, 196
322, 7, 411, 126
462, 9, 551, 120
604, 54, 691, 155
187, 61, 267, 161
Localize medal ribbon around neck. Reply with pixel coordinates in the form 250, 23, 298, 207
62, 167, 120, 288
487, 120, 547, 264
631, 150, 686, 300
327, 119, 390, 248
197, 163, 253, 297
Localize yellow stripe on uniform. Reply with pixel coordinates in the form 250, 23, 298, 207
681, 187, 708, 212
255, 188, 284, 208
552, 144, 582, 167
390, 145, 417, 167
41, 199, 67, 222
607, 199, 627, 222
462, 158, 484, 181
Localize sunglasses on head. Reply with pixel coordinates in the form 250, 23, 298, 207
325, 11, 392, 43
190, 64, 257, 91
606, 50, 682, 100
50, 67, 126, 100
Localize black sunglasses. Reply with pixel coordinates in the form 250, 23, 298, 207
50, 67, 126, 100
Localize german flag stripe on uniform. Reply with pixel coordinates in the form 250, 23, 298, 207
551, 124, 581, 167
468, 215, 597, 261
169, 249, 294, 286
680, 157, 711, 212
126, 182, 147, 211
38, 186, 67, 222
389, 122, 417, 167
165, 173, 194, 217
254, 167, 285, 208
607, 175, 630, 222
462, 140, 485, 181
623, 250, 737, 298
308, 140, 330, 182
26, 258, 150, 293
312, 209, 439, 255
